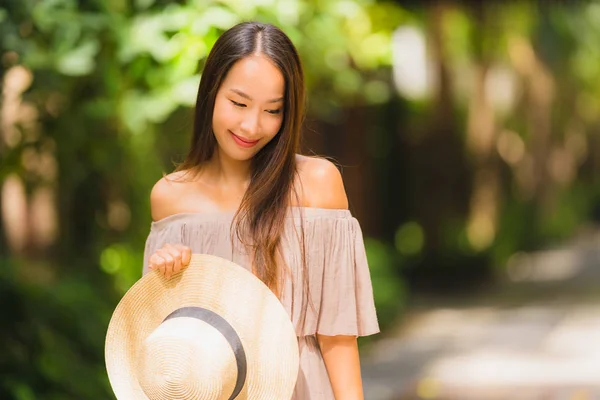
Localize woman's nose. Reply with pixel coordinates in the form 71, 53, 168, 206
240, 112, 260, 138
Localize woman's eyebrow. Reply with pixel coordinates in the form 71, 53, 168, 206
229, 88, 284, 103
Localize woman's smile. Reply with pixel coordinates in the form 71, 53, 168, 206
229, 130, 260, 148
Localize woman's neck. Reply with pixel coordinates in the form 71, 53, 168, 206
203, 148, 252, 189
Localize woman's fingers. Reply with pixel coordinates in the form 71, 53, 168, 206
163, 243, 183, 276
148, 253, 164, 271
156, 248, 175, 278
175, 244, 192, 267
149, 244, 192, 279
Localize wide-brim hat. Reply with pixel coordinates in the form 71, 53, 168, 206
105, 254, 299, 399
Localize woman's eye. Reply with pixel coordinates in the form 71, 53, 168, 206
266, 109, 282, 115
230, 100, 246, 108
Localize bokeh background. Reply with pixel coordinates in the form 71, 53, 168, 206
1, 0, 600, 399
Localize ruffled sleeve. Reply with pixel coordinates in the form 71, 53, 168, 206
140, 209, 380, 338
140, 212, 244, 277
284, 209, 380, 337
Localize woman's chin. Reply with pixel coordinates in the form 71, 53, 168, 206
223, 147, 257, 162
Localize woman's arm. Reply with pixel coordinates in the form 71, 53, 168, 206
298, 157, 365, 398
317, 334, 364, 400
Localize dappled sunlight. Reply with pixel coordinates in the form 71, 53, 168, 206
484, 66, 518, 116
507, 36, 537, 76
2, 63, 59, 253
466, 171, 498, 251
1, 174, 27, 252
425, 306, 600, 389
429, 350, 600, 387
549, 147, 577, 187
29, 185, 58, 248
107, 199, 132, 232
507, 249, 583, 283
545, 307, 600, 356
1, 64, 32, 147
392, 26, 434, 100
365, 302, 600, 398
496, 129, 526, 166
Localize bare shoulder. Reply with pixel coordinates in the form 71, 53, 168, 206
295, 154, 349, 209
150, 170, 196, 221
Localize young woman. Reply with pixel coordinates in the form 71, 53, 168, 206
144, 22, 379, 399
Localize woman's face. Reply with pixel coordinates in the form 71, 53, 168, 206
212, 54, 285, 162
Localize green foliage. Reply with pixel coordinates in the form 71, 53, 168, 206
3, 0, 404, 134
395, 221, 424, 256
365, 238, 407, 328
0, 257, 114, 399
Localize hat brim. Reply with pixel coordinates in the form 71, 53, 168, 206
105, 254, 299, 399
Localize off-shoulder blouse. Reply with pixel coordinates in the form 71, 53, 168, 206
142, 207, 379, 399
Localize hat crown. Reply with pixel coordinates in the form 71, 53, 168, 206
136, 318, 238, 400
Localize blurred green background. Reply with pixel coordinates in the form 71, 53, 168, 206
1, 0, 599, 399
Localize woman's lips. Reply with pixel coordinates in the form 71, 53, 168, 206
230, 131, 259, 148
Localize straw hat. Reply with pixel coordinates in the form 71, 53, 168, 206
105, 254, 299, 399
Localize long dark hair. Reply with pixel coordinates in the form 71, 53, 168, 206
176, 22, 306, 295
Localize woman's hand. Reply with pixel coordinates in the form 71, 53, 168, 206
148, 243, 192, 279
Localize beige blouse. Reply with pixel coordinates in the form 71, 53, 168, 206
142, 206, 380, 399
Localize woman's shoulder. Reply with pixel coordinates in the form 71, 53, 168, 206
150, 169, 199, 222
294, 154, 349, 210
